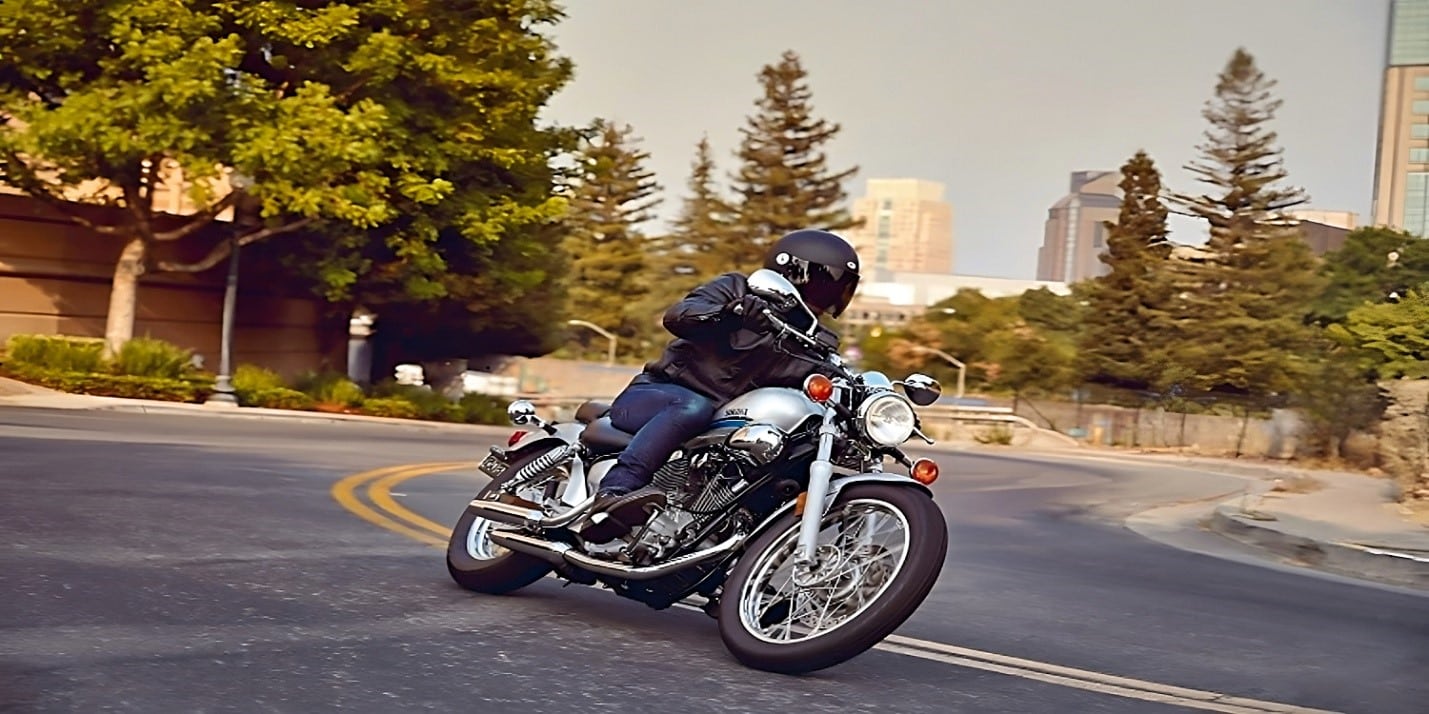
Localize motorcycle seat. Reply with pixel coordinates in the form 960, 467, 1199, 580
574, 400, 613, 424
580, 416, 634, 453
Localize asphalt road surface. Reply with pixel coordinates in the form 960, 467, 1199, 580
1, 407, 1425, 713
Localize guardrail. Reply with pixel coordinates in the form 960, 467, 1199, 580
498, 394, 1079, 448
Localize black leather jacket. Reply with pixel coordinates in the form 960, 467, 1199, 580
644, 272, 841, 405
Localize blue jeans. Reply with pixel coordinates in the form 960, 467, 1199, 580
598, 377, 718, 494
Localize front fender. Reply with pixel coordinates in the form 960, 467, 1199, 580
748, 471, 933, 542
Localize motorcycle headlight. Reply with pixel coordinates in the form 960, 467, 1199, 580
859, 393, 916, 446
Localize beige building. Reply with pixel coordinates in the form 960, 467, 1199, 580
845, 179, 954, 278
1373, 0, 1429, 236
1035, 171, 1120, 283
1289, 209, 1358, 231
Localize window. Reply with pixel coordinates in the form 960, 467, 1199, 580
1403, 172, 1429, 238
1411, 148, 1429, 163
1416, 76, 1429, 91
1413, 100, 1429, 115
1414, 124, 1429, 139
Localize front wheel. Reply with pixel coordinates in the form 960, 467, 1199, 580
446, 449, 556, 594
717, 484, 948, 674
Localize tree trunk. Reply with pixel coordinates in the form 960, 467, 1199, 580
422, 358, 468, 401
104, 237, 147, 359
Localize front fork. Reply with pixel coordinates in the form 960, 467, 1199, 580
795, 384, 843, 568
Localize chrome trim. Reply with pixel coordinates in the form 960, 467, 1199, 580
488, 531, 746, 581
466, 493, 598, 530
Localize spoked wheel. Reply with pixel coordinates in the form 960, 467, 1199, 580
446, 449, 557, 594
718, 484, 947, 674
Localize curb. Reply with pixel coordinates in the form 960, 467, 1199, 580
1207, 505, 1429, 590
89, 401, 520, 435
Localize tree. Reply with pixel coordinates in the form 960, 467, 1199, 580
562, 120, 661, 358
726, 50, 861, 271
1168, 48, 1324, 398
0, 0, 573, 357
1327, 287, 1429, 379
1078, 150, 1177, 391
1311, 226, 1429, 325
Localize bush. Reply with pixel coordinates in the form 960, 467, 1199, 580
458, 392, 510, 425
974, 424, 1015, 445
233, 364, 287, 404
245, 387, 315, 411
4, 334, 105, 373
295, 370, 366, 407
2, 363, 212, 402
371, 382, 463, 421
358, 397, 420, 419
111, 336, 194, 379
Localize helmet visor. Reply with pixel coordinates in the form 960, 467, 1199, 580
800, 262, 860, 318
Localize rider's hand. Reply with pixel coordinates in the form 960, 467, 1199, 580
727, 294, 777, 332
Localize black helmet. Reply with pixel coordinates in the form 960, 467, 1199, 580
763, 229, 861, 318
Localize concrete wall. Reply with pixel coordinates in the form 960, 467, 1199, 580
0, 194, 342, 377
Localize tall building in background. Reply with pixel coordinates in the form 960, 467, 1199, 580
845, 179, 954, 280
1035, 170, 1120, 283
1373, 0, 1429, 236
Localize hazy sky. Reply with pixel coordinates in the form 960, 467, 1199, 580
542, 1, 1389, 280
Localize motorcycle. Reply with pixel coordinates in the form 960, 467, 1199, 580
446, 268, 949, 674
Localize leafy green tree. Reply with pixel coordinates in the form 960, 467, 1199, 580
1327, 287, 1429, 379
0, 0, 572, 357
562, 120, 661, 359
1168, 48, 1324, 398
727, 50, 860, 271
1078, 151, 1178, 391
1311, 226, 1429, 325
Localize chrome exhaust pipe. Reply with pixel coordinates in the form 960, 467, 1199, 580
467, 494, 597, 530
488, 532, 745, 581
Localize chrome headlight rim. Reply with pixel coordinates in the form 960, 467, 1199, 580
857, 392, 916, 446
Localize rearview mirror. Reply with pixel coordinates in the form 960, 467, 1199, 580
901, 373, 942, 407
747, 269, 817, 331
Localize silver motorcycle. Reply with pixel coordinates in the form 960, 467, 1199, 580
446, 269, 949, 674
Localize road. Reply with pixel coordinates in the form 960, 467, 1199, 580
1, 407, 1425, 713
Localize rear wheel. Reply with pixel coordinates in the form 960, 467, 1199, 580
446, 449, 556, 594
717, 484, 948, 674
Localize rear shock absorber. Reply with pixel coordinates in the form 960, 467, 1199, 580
507, 444, 576, 489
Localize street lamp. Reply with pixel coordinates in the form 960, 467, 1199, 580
910, 344, 965, 400
205, 171, 254, 407
567, 319, 617, 367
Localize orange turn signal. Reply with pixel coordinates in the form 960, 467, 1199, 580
794, 491, 809, 515
911, 458, 940, 485
804, 374, 834, 403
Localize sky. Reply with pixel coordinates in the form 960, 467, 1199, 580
539, 0, 1390, 280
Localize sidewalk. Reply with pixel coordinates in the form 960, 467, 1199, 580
4, 376, 1427, 589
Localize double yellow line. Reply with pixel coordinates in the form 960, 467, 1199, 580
330, 461, 478, 548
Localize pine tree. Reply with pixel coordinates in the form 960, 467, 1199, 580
1169, 48, 1324, 398
727, 50, 861, 271
668, 136, 738, 281
562, 120, 662, 357
1079, 150, 1177, 391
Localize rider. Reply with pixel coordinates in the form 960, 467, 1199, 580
580, 229, 862, 543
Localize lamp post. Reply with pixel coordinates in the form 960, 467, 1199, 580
567, 319, 617, 366
205, 171, 254, 407
910, 344, 965, 400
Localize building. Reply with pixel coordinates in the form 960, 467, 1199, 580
842, 272, 1070, 327
1035, 171, 1121, 284
844, 179, 954, 278
1289, 209, 1358, 231
1373, 0, 1429, 236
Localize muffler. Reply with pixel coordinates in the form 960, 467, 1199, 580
488, 531, 744, 581
467, 494, 597, 530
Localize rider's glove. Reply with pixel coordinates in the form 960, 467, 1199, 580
727, 293, 777, 333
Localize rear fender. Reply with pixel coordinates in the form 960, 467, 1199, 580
495, 422, 584, 460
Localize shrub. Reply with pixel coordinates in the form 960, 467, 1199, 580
974, 424, 1015, 445
458, 392, 509, 425
112, 336, 193, 379
245, 387, 315, 411
371, 382, 463, 421
358, 397, 420, 419
4, 334, 104, 373
1, 363, 212, 402
295, 370, 366, 407
232, 364, 287, 403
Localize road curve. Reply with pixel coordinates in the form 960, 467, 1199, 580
1, 407, 1424, 713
